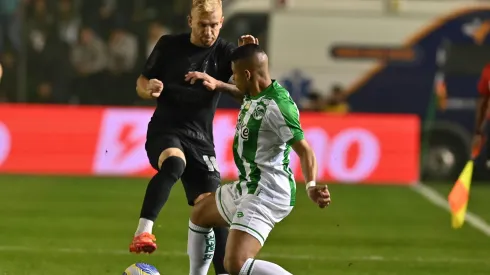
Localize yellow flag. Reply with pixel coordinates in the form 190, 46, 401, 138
448, 160, 474, 228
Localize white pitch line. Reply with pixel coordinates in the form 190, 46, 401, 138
411, 183, 490, 237
0, 245, 487, 264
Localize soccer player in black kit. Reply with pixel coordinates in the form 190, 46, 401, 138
129, 0, 257, 274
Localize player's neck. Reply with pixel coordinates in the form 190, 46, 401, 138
249, 77, 272, 97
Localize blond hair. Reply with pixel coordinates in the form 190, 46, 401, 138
192, 0, 222, 13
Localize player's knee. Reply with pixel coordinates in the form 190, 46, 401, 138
190, 195, 214, 227
224, 254, 247, 275
158, 148, 186, 170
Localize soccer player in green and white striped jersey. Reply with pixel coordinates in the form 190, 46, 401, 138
187, 44, 331, 275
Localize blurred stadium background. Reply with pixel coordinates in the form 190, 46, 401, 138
1, 0, 490, 274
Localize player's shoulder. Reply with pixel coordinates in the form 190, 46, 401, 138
269, 81, 296, 105
264, 81, 299, 115
155, 33, 189, 49
215, 37, 237, 55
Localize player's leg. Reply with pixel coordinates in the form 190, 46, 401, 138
187, 189, 230, 275
181, 149, 230, 275
225, 196, 293, 275
130, 135, 186, 254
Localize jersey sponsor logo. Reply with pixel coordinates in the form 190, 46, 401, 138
235, 120, 249, 141
0, 122, 11, 167
239, 125, 250, 140
252, 105, 266, 120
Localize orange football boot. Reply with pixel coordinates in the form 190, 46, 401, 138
129, 232, 157, 254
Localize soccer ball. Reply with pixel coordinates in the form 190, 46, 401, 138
123, 263, 160, 275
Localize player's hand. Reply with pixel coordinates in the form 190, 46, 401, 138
148, 78, 164, 98
185, 71, 219, 91
307, 185, 331, 209
239, 35, 259, 46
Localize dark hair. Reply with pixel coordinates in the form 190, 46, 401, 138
230, 44, 265, 62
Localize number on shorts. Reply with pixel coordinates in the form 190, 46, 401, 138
203, 155, 220, 172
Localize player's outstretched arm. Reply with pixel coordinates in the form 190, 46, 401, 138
216, 81, 245, 103
184, 71, 245, 103
292, 139, 331, 208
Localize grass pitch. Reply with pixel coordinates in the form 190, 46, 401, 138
1, 175, 490, 275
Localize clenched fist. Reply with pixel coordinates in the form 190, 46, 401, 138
147, 79, 164, 98
307, 185, 331, 209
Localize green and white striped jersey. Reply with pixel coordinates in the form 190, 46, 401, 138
233, 81, 304, 206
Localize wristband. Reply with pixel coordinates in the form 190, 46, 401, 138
305, 181, 316, 189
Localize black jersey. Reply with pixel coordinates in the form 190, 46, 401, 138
142, 33, 236, 148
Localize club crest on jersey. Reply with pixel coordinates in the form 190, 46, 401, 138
252, 105, 266, 120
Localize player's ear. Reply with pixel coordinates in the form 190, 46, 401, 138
220, 16, 224, 27
187, 15, 192, 28
245, 70, 251, 81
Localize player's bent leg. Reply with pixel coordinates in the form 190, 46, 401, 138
225, 196, 293, 275
131, 148, 186, 254
194, 192, 230, 275
225, 230, 292, 275
224, 229, 261, 274
187, 193, 229, 275
181, 151, 229, 275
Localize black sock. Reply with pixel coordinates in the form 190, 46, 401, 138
140, 156, 186, 221
212, 227, 229, 274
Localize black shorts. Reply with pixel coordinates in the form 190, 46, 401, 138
145, 133, 221, 206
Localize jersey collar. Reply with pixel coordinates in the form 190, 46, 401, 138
248, 80, 277, 100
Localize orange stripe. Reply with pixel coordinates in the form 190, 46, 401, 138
345, 6, 490, 95
448, 180, 469, 213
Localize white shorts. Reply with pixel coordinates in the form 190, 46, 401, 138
215, 183, 293, 246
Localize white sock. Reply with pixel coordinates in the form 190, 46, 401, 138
239, 258, 292, 275
135, 218, 154, 236
188, 220, 215, 275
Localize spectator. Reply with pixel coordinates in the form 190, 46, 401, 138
146, 21, 170, 58
56, 0, 81, 46
26, 0, 54, 53
31, 30, 73, 103
80, 0, 117, 39
302, 91, 324, 112
0, 0, 22, 53
70, 26, 107, 104
105, 26, 138, 105
324, 85, 350, 114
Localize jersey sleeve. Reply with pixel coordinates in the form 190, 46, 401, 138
141, 35, 170, 79
266, 99, 305, 145
218, 40, 237, 82
478, 64, 490, 95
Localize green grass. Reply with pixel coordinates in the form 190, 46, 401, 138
1, 175, 490, 275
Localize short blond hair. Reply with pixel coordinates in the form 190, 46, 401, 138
192, 0, 222, 13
